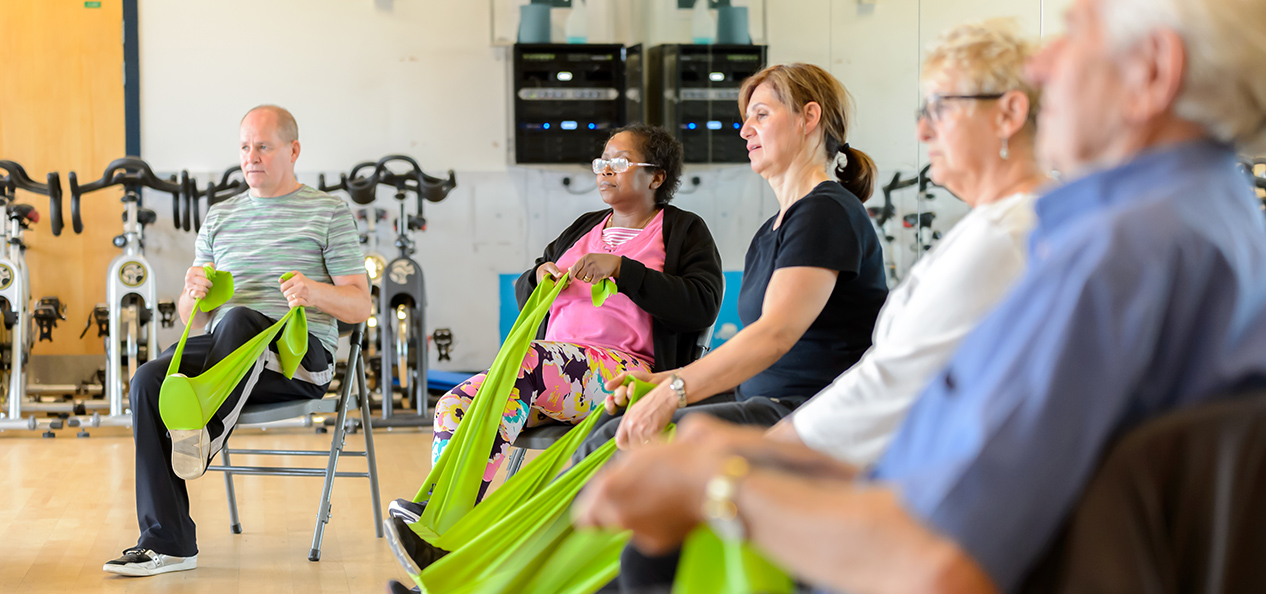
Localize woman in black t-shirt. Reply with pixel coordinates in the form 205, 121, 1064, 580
586, 62, 889, 454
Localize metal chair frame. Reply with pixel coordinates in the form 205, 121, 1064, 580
205, 322, 383, 561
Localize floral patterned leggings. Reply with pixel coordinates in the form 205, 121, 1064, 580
431, 340, 652, 501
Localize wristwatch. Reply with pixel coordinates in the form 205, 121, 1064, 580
668, 374, 688, 409
703, 455, 750, 542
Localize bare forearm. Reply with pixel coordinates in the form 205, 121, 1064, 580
677, 318, 798, 403
735, 475, 998, 594
309, 282, 372, 323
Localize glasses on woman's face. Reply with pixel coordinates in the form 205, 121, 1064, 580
592, 157, 657, 175
916, 93, 1006, 125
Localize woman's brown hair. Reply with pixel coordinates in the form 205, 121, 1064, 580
739, 63, 876, 202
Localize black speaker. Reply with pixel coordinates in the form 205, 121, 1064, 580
512, 43, 632, 164
647, 44, 767, 163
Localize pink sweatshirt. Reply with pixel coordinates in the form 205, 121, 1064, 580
545, 210, 667, 365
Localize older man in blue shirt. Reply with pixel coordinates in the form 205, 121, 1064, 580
573, 0, 1266, 592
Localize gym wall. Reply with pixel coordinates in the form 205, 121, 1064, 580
139, 0, 1067, 371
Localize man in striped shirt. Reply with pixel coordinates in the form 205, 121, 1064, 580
105, 105, 372, 578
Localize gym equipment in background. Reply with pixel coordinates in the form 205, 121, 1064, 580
321, 168, 390, 402
646, 44, 767, 163
67, 157, 181, 430
0, 161, 68, 436
175, 165, 247, 233
323, 155, 456, 427
872, 171, 916, 285
872, 164, 955, 283
512, 43, 632, 164
908, 164, 956, 257
1239, 158, 1266, 213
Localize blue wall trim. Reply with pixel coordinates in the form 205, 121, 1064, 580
123, 0, 141, 156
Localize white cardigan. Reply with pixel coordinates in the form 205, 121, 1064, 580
791, 192, 1037, 467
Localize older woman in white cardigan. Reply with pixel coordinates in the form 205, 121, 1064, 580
769, 19, 1050, 467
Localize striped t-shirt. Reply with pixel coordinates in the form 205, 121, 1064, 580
193, 185, 364, 355
601, 227, 641, 249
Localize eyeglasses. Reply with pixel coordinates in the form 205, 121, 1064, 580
592, 157, 657, 175
916, 93, 1006, 125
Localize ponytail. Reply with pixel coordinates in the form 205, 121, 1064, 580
827, 139, 876, 203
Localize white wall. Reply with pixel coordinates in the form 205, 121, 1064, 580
138, 0, 1056, 369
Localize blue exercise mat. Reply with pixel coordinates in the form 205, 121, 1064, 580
427, 370, 475, 393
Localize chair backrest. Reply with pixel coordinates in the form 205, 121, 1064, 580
690, 275, 724, 363
1020, 390, 1266, 594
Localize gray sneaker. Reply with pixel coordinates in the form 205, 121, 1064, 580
103, 547, 197, 577
170, 428, 211, 481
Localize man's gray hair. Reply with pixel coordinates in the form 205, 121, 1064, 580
242, 105, 299, 143
1101, 0, 1266, 153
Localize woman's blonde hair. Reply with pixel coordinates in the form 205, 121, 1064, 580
921, 19, 1041, 128
739, 63, 877, 202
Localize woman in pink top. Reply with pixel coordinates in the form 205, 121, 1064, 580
389, 126, 723, 519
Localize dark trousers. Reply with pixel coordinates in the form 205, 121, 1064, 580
572, 393, 800, 463
131, 307, 333, 557
570, 393, 802, 592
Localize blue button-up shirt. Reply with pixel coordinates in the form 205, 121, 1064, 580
871, 139, 1266, 592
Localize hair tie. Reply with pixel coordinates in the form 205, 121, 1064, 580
839, 142, 851, 153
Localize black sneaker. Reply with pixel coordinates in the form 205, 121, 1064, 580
103, 547, 197, 576
387, 498, 426, 524
383, 516, 450, 577
386, 579, 421, 593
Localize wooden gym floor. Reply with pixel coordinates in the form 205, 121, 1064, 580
0, 420, 526, 593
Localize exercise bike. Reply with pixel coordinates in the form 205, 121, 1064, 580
325, 156, 455, 427
0, 161, 68, 435
320, 169, 388, 399
872, 171, 916, 285
67, 158, 180, 430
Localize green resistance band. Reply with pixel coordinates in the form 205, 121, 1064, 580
418, 369, 792, 594
412, 376, 662, 593
673, 527, 794, 594
411, 275, 619, 537
158, 267, 309, 432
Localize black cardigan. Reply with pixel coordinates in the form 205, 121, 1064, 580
514, 205, 724, 372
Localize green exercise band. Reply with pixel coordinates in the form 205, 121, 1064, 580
158, 267, 309, 432
399, 273, 791, 593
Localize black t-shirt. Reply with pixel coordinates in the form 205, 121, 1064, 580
736, 181, 889, 402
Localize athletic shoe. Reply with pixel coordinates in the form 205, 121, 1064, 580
387, 498, 426, 524
384, 517, 450, 577
103, 547, 197, 576
170, 428, 211, 481
385, 579, 421, 593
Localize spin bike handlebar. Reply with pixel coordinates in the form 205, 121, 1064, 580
317, 172, 350, 195
874, 171, 916, 227
173, 166, 248, 233
339, 155, 457, 206
0, 160, 65, 237
68, 157, 181, 235
342, 161, 381, 205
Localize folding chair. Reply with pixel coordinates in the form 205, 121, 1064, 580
205, 321, 384, 561
503, 316, 719, 479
